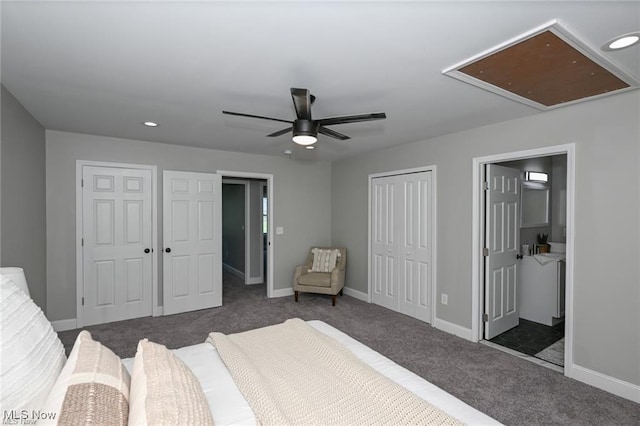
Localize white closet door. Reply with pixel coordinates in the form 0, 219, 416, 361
398, 172, 432, 322
163, 171, 222, 315
371, 176, 398, 311
82, 166, 153, 326
484, 164, 520, 339
371, 171, 433, 323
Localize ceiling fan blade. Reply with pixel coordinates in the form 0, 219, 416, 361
266, 127, 292, 137
318, 126, 350, 140
290, 88, 312, 120
222, 110, 292, 125
316, 112, 386, 127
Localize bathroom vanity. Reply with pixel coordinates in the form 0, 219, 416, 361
520, 253, 565, 326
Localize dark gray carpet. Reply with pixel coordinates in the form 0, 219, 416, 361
58, 274, 639, 425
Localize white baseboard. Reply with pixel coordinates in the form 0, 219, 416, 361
246, 277, 263, 285
51, 318, 77, 332
570, 364, 640, 403
271, 287, 294, 298
433, 317, 474, 342
223, 263, 245, 279
343, 286, 368, 302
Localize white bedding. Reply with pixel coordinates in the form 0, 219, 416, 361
123, 320, 500, 425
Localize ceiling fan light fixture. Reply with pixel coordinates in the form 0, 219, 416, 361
292, 119, 318, 145
292, 134, 317, 145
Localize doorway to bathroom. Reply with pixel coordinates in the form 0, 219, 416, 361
471, 144, 575, 375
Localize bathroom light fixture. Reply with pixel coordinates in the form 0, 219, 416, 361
602, 32, 640, 51
143, 121, 159, 127
305, 145, 315, 150
525, 171, 548, 183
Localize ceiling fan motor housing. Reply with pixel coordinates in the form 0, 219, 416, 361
293, 119, 318, 137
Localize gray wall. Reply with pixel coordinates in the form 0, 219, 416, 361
1, 85, 47, 311
222, 183, 246, 273
551, 155, 567, 243
331, 91, 639, 386
46, 130, 332, 322
248, 180, 264, 281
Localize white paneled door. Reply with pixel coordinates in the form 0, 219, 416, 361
371, 171, 433, 323
484, 164, 520, 339
163, 171, 222, 315
82, 166, 153, 326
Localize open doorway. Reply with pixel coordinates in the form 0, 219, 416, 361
219, 170, 274, 298
222, 178, 269, 293
472, 144, 575, 375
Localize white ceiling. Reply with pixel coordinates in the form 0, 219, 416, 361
2, 1, 639, 162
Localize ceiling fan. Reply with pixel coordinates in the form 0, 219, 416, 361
222, 88, 386, 146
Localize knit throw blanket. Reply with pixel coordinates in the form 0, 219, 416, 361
206, 319, 464, 426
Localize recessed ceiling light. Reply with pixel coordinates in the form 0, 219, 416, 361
602, 32, 640, 51
143, 121, 159, 127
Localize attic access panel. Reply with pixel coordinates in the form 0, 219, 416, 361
443, 21, 639, 110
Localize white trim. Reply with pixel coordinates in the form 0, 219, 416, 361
271, 287, 294, 298
218, 170, 274, 298
222, 179, 251, 284
433, 318, 474, 342
343, 286, 368, 302
443, 20, 640, 111
245, 277, 263, 285
571, 364, 640, 403
259, 181, 267, 285
75, 160, 158, 328
471, 144, 576, 376
223, 263, 245, 279
367, 165, 437, 325
51, 318, 77, 332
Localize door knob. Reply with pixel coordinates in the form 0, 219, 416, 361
165, 248, 171, 253
144, 248, 150, 254
516, 254, 523, 259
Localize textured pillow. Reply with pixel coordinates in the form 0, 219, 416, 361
39, 330, 130, 425
309, 248, 341, 273
129, 339, 214, 426
0, 275, 65, 413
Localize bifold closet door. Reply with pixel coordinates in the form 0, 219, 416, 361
371, 171, 433, 323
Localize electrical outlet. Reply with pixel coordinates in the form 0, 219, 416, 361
441, 294, 448, 305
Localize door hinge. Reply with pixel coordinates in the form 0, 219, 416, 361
82, 297, 85, 306
482, 181, 488, 191
81, 238, 84, 247
81, 178, 84, 187
483, 247, 489, 256
483, 313, 489, 322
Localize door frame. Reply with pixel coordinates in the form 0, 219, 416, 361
367, 165, 437, 325
471, 143, 575, 377
75, 160, 159, 328
221, 179, 251, 282
218, 170, 274, 298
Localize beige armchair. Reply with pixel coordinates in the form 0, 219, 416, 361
293, 247, 346, 306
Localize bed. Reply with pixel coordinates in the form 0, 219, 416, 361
0, 272, 500, 425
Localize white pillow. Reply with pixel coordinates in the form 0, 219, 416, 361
0, 267, 30, 297
0, 275, 66, 413
129, 339, 213, 426
309, 248, 341, 273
